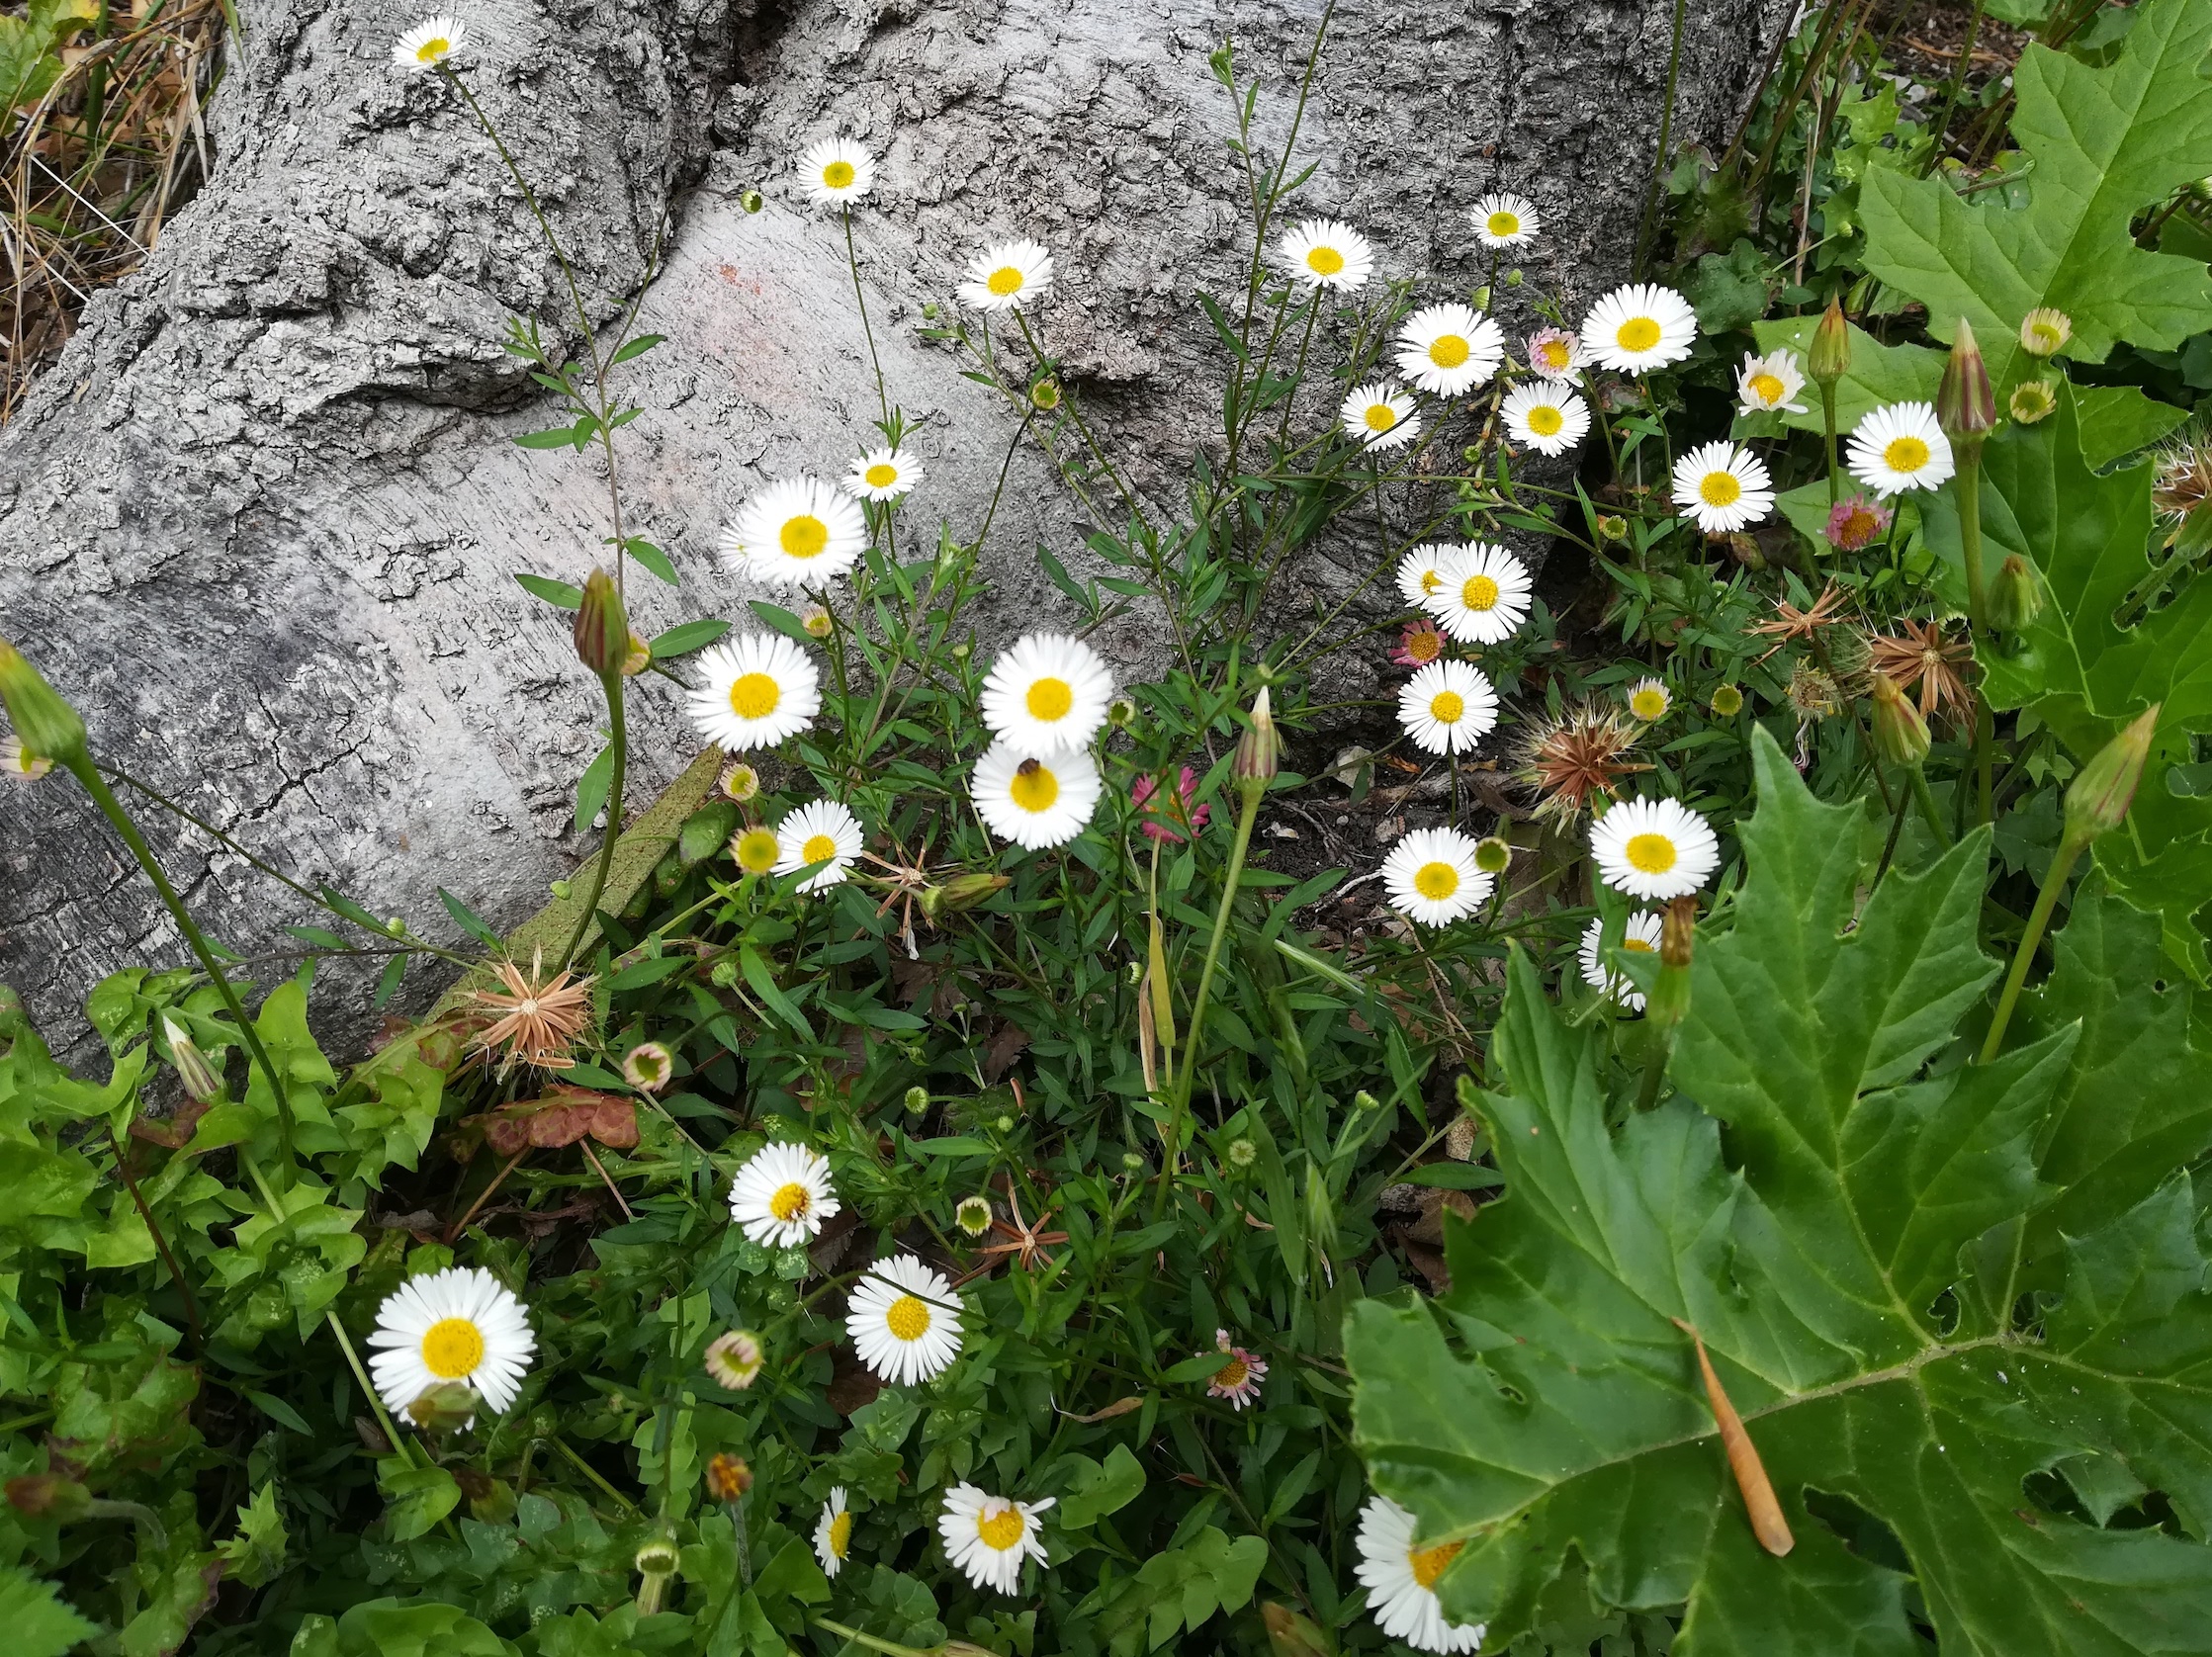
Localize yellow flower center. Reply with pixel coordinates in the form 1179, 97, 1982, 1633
1623, 936, 1655, 952
1409, 1538, 1464, 1590
1748, 371, 1784, 405
1364, 402, 1398, 433
987, 265, 1024, 296
1461, 573, 1499, 611
1699, 471, 1742, 507
1883, 435, 1930, 474
780, 515, 830, 558
1486, 211, 1520, 238
885, 1294, 931, 1341
736, 828, 779, 873
1430, 691, 1464, 725
976, 1507, 1026, 1550
1414, 861, 1460, 900
769, 1180, 813, 1221
414, 37, 449, 61
729, 672, 781, 720
1631, 688, 1668, 720
1305, 245, 1345, 276
865, 462, 898, 488
802, 832, 839, 865
1428, 334, 1470, 369
1419, 568, 1442, 594
2030, 321, 2062, 350
1026, 677, 1074, 721
1626, 832, 1678, 874
420, 1318, 485, 1379
1009, 762, 1060, 814
1616, 316, 1661, 353
824, 160, 855, 189
1214, 1356, 1249, 1389
1538, 339, 1571, 369
1404, 630, 1442, 663
828, 1510, 853, 1558
1527, 404, 1563, 436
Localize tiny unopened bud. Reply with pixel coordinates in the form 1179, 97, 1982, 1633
1808, 295, 1851, 387
1991, 555, 2046, 635
710, 956, 742, 989
386, 916, 407, 937
0, 642, 86, 770
955, 1194, 993, 1236
1502, 268, 1524, 288
740, 189, 764, 214
634, 1534, 680, 1614
1225, 1137, 1258, 1169
573, 567, 629, 677
162, 1015, 222, 1104
1030, 377, 1062, 411
1471, 285, 1492, 310
1353, 1090, 1381, 1112
904, 1085, 929, 1114
622, 1040, 674, 1092
1121, 1151, 1145, 1171
994, 1113, 1015, 1134
1870, 674, 1931, 769
405, 1380, 480, 1435
1234, 686, 1281, 793
2019, 307, 2072, 359
1936, 317, 1995, 450
800, 603, 834, 640
718, 761, 760, 803
1660, 899, 1696, 969
1711, 684, 1744, 717
922, 301, 940, 320
704, 1452, 753, 1502
1207, 43, 1233, 82
621, 630, 652, 676
1473, 835, 1511, 874
550, 878, 574, 900
1597, 515, 1629, 543
2065, 705, 2159, 845
917, 871, 1011, 919
6, 1474, 91, 1523
951, 641, 971, 660
2008, 379, 2058, 425
1107, 694, 1137, 727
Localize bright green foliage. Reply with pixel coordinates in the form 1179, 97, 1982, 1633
0, 1568, 95, 1657
1861, 0, 2212, 391
1348, 730, 2212, 1654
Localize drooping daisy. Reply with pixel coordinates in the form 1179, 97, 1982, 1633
799, 136, 875, 208
1500, 382, 1591, 457
958, 239, 1053, 312
1846, 401, 1955, 496
1206, 1330, 1269, 1410
939, 1484, 1054, 1596
392, 15, 466, 70
1341, 382, 1419, 452
1625, 677, 1671, 722
1526, 326, 1583, 381
1579, 283, 1698, 375
844, 446, 922, 502
1396, 545, 1455, 606
980, 632, 1115, 751
731, 825, 781, 876
1471, 192, 1540, 248
704, 1329, 764, 1389
1398, 660, 1499, 756
815, 1488, 854, 1578
721, 477, 868, 587
1390, 619, 1447, 668
1, 734, 51, 782
1355, 1495, 1485, 1654
972, 742, 1101, 850
1394, 305, 1506, 397
846, 1253, 963, 1385
1734, 349, 1808, 416
686, 633, 821, 752
1423, 543, 1533, 645
730, 1141, 840, 1247
1276, 218, 1373, 292
1671, 440, 1775, 534
1579, 912, 1666, 1011
367, 1266, 536, 1420
1589, 797, 1721, 903
622, 1041, 674, 1092
775, 800, 864, 892
1381, 828, 1492, 927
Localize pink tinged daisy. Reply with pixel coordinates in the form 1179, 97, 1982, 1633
846, 1253, 963, 1384
1355, 1495, 1485, 1654
1825, 493, 1894, 551
704, 1329, 765, 1389
721, 476, 868, 587
367, 1265, 536, 1423
1500, 382, 1590, 457
1588, 796, 1720, 903
622, 1041, 674, 1092
1393, 305, 1506, 397
1423, 542, 1533, 645
1579, 912, 1664, 1011
1470, 192, 1540, 248
939, 1484, 1054, 1596
1671, 440, 1775, 534
1734, 348, 1808, 415
1275, 218, 1373, 293
729, 1141, 841, 1247
799, 136, 875, 207
1391, 619, 1447, 668
1132, 766, 1209, 842
958, 239, 1053, 311
1846, 401, 1955, 497
1205, 1330, 1268, 1409
1526, 326, 1583, 380
1380, 828, 1493, 927
1397, 659, 1499, 756
686, 633, 821, 752
1579, 283, 1698, 375
1341, 382, 1419, 452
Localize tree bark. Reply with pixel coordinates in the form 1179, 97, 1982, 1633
0, 0, 1788, 1051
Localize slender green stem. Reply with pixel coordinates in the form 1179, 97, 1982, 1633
1634, 0, 1692, 273
1927, 0, 1991, 166
65, 757, 297, 1174
107, 1125, 202, 1353
812, 1621, 931, 1657
842, 208, 889, 425
1869, 763, 1915, 894
1821, 381, 1840, 508
1909, 764, 1953, 847
1981, 833, 2086, 1063
324, 1308, 418, 1470
1635, 1027, 1672, 1111
562, 670, 629, 969
551, 1433, 639, 1513
1957, 452, 1994, 827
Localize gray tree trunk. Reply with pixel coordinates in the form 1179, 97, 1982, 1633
0, 0, 1787, 1051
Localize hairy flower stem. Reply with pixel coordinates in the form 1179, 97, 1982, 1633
65, 757, 298, 1176
1981, 830, 2086, 1063
561, 669, 629, 969
323, 1308, 422, 1472
106, 1125, 202, 1353
1820, 382, 1840, 507
1956, 455, 1995, 825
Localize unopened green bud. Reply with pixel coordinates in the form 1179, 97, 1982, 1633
1207, 43, 1233, 83
1121, 1152, 1144, 1171
1644, 896, 1698, 1031
1473, 835, 1511, 874
0, 642, 86, 770
1233, 686, 1280, 793
994, 1113, 1015, 1134
551, 878, 574, 899
1107, 694, 1137, 727
711, 956, 742, 989
918, 871, 1011, 919
162, 1015, 222, 1104
904, 1086, 929, 1113
1597, 515, 1629, 544
1870, 674, 1931, 769
404, 1381, 480, 1436
6, 1473, 92, 1523
1502, 268, 1524, 288
1353, 1090, 1381, 1112
1991, 555, 2046, 635
574, 567, 629, 677
1225, 1137, 1258, 1169
386, 916, 407, 937
740, 189, 764, 214
2065, 705, 2160, 845
1030, 377, 1062, 411
634, 1534, 680, 1614
1711, 684, 1744, 717
1808, 295, 1851, 387
1471, 285, 1492, 310
2009, 379, 2058, 426
1936, 317, 1995, 451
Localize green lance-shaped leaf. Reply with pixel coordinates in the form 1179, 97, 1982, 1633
1348, 727, 2212, 1655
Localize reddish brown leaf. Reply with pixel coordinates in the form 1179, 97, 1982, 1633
130, 1095, 210, 1150
981, 1021, 1030, 1084
825, 1347, 885, 1416
1675, 1320, 1795, 1557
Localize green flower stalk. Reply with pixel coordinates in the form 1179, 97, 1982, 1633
1937, 318, 1997, 827
1635, 897, 1697, 1111
1809, 296, 1851, 506
562, 570, 631, 968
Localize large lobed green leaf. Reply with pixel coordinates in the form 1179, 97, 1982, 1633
1348, 728, 2212, 1654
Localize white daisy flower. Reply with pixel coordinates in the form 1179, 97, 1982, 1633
1579, 912, 1664, 1011
1355, 1495, 1485, 1654
980, 632, 1115, 751
1846, 401, 1956, 497
1734, 349, 1808, 415
1471, 192, 1540, 248
1397, 660, 1499, 756
815, 1487, 854, 1578
1589, 796, 1721, 903
1626, 676, 1671, 722
731, 825, 782, 877
1671, 440, 1775, 534
1394, 305, 1506, 397
1396, 545, 1455, 607
1381, 828, 1493, 927
844, 446, 922, 502
799, 136, 875, 208
1579, 283, 1698, 375
392, 15, 465, 71
686, 633, 821, 752
958, 239, 1053, 312
1341, 382, 1419, 452
938, 1484, 1054, 1597
729, 1141, 841, 1248
366, 1265, 535, 1421
1500, 382, 1591, 457
1275, 218, 1373, 292
2, 735, 52, 782
721, 477, 868, 588
1423, 542, 1533, 645
774, 799, 864, 892
846, 1253, 963, 1385
1525, 327, 1584, 381
972, 741, 1101, 850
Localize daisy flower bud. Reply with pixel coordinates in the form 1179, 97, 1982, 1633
162, 1015, 223, 1104
918, 871, 1012, 917
1029, 377, 1062, 411
1, 734, 52, 782
905, 1086, 929, 1113
718, 760, 761, 804
1936, 318, 1996, 450
741, 189, 765, 214
622, 1041, 674, 1092
1991, 555, 2046, 635
2065, 705, 2159, 845
800, 603, 835, 640
955, 1194, 994, 1236
405, 1380, 481, 1436
1473, 835, 1512, 874
634, 1535, 680, 1614
1225, 1137, 1258, 1169
0, 642, 86, 770
2019, 307, 2072, 358
1234, 686, 1281, 791
1824, 493, 1895, 551
703, 1331, 764, 1391
573, 568, 629, 677
1808, 295, 1851, 387
1711, 684, 1744, 717
2009, 379, 2059, 425
1870, 674, 1930, 770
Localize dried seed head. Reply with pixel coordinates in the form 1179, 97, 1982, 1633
1517, 704, 1645, 823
